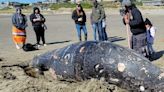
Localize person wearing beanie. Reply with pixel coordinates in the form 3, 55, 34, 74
30, 7, 46, 47
122, 0, 132, 7
145, 18, 156, 59
122, 0, 149, 58
12, 7, 28, 49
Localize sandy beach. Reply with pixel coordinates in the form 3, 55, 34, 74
0, 8, 163, 92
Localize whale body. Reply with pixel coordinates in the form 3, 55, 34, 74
32, 41, 164, 91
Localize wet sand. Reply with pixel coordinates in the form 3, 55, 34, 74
0, 9, 163, 92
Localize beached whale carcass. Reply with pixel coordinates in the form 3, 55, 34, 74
32, 41, 164, 91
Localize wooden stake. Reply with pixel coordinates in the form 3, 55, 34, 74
126, 24, 131, 49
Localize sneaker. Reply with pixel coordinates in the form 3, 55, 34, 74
16, 45, 21, 49
37, 44, 41, 48
35, 44, 41, 48
43, 44, 47, 46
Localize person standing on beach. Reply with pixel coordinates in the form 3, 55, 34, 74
101, 3, 108, 41
122, 0, 149, 57
145, 18, 156, 59
12, 7, 28, 49
72, 3, 87, 41
91, 0, 106, 41
30, 7, 47, 47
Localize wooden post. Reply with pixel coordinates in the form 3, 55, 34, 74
124, 12, 131, 49
126, 24, 131, 49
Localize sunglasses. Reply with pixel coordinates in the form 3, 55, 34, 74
76, 4, 81, 7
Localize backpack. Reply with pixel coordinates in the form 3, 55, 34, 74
23, 43, 38, 51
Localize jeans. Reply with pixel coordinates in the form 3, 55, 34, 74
102, 27, 108, 41
92, 21, 104, 41
102, 19, 108, 41
76, 24, 87, 41
147, 43, 155, 55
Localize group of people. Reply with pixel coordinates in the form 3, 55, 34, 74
72, 0, 156, 59
12, 0, 108, 50
72, 0, 108, 42
122, 0, 156, 59
11, 0, 156, 59
12, 7, 46, 49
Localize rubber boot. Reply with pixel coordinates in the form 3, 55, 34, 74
79, 36, 82, 42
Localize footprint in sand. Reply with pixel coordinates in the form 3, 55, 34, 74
0, 57, 4, 62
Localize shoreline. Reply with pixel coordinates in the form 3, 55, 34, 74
1, 8, 164, 15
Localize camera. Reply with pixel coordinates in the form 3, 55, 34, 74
119, 8, 128, 16
120, 9, 125, 16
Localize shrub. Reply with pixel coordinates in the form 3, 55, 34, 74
49, 2, 92, 10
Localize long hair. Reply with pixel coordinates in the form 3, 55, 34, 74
33, 7, 40, 14
145, 18, 153, 27
76, 4, 84, 16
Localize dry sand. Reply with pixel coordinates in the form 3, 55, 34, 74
0, 9, 163, 92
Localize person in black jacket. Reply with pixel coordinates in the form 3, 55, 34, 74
122, 0, 149, 57
72, 3, 87, 41
30, 7, 46, 46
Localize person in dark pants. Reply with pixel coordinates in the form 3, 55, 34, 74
30, 7, 46, 46
72, 3, 87, 41
122, 0, 149, 58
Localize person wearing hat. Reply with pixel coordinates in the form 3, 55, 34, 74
12, 7, 28, 49
122, 0, 149, 57
72, 3, 87, 41
30, 7, 46, 47
145, 18, 156, 58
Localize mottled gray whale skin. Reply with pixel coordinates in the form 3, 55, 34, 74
32, 41, 164, 91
